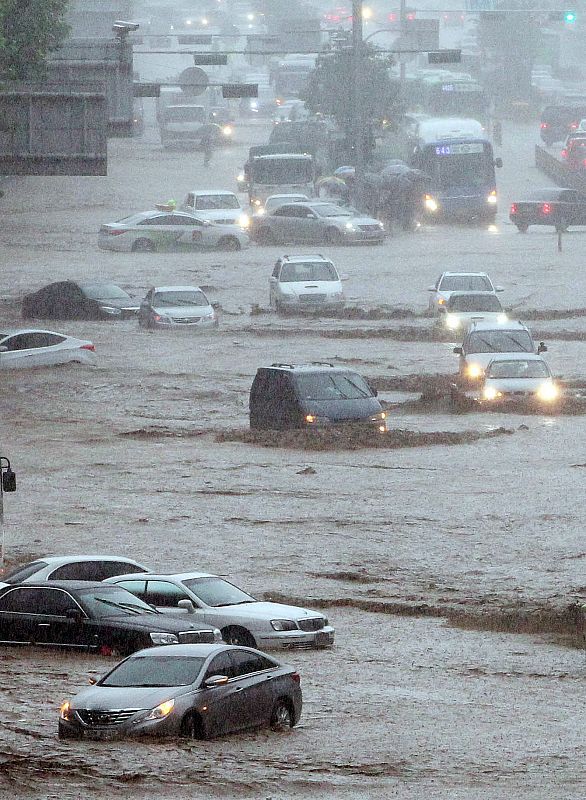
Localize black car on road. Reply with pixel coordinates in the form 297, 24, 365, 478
0, 582, 219, 656
509, 188, 586, 232
22, 281, 139, 320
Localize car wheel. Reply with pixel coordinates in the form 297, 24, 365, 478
131, 238, 156, 252
515, 224, 529, 233
270, 699, 294, 731
217, 236, 241, 251
180, 711, 206, 739
255, 227, 275, 245
221, 625, 256, 647
325, 227, 343, 245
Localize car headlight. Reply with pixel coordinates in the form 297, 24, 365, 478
144, 699, 175, 721
445, 314, 461, 330
487, 190, 498, 204
483, 386, 502, 400
100, 306, 122, 315
536, 381, 558, 401
253, 198, 262, 207
149, 632, 179, 645
60, 701, 73, 720
271, 619, 298, 631
256, 207, 266, 216
467, 363, 484, 379
496, 313, 508, 323
238, 213, 250, 228
370, 411, 387, 432
345, 222, 356, 230
378, 222, 384, 230
425, 194, 438, 212
222, 125, 233, 137
237, 173, 246, 183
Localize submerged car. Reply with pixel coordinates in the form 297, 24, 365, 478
138, 285, 218, 329
98, 210, 249, 252
473, 354, 560, 405
181, 190, 249, 228
257, 193, 310, 215
0, 582, 220, 654
251, 201, 385, 245
105, 571, 335, 650
0, 328, 96, 369
427, 271, 503, 314
269, 254, 345, 312
0, 555, 149, 586
21, 281, 139, 320
454, 320, 547, 380
439, 292, 507, 332
58, 643, 302, 740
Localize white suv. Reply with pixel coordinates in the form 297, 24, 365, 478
269, 254, 345, 312
428, 271, 503, 314
454, 320, 547, 380
181, 190, 249, 228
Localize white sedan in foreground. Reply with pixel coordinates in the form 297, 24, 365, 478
99, 210, 249, 253
106, 572, 335, 650
0, 328, 96, 369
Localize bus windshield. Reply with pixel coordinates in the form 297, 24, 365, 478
420, 144, 494, 191
252, 159, 312, 185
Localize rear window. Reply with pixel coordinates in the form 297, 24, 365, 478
3, 561, 47, 583
439, 275, 492, 292
294, 372, 373, 400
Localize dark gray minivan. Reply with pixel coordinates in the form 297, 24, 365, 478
249, 363, 387, 431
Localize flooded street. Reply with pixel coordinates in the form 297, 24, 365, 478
1, 116, 585, 799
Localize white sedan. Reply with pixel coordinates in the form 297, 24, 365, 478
106, 572, 335, 650
98, 210, 249, 253
0, 328, 96, 369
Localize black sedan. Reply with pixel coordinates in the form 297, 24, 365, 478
22, 281, 139, 320
59, 643, 302, 740
509, 188, 586, 232
0, 582, 220, 655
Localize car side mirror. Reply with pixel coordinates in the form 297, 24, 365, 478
204, 674, 229, 688
494, 157, 503, 168
65, 608, 83, 622
88, 676, 97, 685
306, 213, 315, 218
538, 342, 547, 353
177, 599, 196, 613
495, 286, 504, 292
453, 346, 463, 355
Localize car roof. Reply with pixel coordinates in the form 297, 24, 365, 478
129, 643, 239, 658
262, 362, 354, 373
2, 581, 120, 590
109, 572, 216, 582
468, 320, 529, 331
187, 190, 238, 196
22, 554, 145, 565
439, 271, 490, 278
0, 328, 72, 338
279, 253, 331, 262
151, 285, 204, 293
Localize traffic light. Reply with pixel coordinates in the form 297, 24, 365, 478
563, 9, 577, 22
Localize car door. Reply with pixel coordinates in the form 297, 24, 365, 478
139, 579, 194, 614
288, 205, 317, 241
0, 587, 42, 642
136, 215, 177, 249
169, 214, 207, 248
198, 651, 240, 736
25, 587, 88, 647
225, 650, 276, 730
270, 205, 298, 241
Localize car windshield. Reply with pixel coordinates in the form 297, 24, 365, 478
153, 291, 208, 307
182, 577, 256, 607
315, 204, 352, 218
3, 560, 47, 582
252, 159, 312, 184
279, 262, 338, 282
78, 588, 158, 617
100, 655, 206, 687
80, 284, 130, 300
165, 106, 206, 122
294, 372, 373, 400
467, 330, 533, 353
487, 360, 550, 379
448, 295, 502, 312
439, 275, 492, 291
195, 195, 240, 210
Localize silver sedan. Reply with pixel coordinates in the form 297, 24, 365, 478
251, 201, 385, 245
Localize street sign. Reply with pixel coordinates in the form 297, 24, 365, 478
428, 49, 462, 64
134, 82, 160, 97
222, 83, 258, 98
178, 67, 209, 97
193, 53, 228, 66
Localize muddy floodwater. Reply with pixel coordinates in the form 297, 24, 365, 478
1, 120, 585, 799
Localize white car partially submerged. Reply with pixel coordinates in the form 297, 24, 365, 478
269, 254, 345, 312
474, 354, 560, 405
258, 193, 310, 216
106, 572, 335, 650
428, 271, 503, 314
181, 190, 249, 228
138, 286, 218, 329
439, 291, 507, 332
0, 328, 96, 369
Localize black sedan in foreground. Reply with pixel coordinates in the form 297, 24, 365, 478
59, 643, 302, 740
509, 187, 586, 232
0, 582, 220, 655
22, 281, 139, 320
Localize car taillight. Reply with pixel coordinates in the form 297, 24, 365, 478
571, 122, 578, 129
542, 203, 552, 214
510, 203, 517, 214
561, 149, 568, 158
80, 343, 95, 351
540, 122, 548, 129
291, 671, 301, 684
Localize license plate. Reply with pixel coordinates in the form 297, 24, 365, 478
84, 729, 117, 740
315, 631, 334, 646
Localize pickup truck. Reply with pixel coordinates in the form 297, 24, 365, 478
509, 187, 586, 232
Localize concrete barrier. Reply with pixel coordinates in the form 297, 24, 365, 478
535, 145, 586, 192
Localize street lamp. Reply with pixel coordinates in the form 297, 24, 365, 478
0, 456, 17, 570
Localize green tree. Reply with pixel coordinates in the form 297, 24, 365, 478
302, 44, 401, 143
0, 0, 70, 81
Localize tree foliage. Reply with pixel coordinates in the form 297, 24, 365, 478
0, 0, 70, 81
302, 45, 401, 135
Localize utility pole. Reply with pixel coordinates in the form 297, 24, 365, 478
351, 0, 365, 202
399, 0, 407, 88
0, 457, 17, 570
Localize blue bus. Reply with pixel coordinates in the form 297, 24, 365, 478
410, 118, 501, 223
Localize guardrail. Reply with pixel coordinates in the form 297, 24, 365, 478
535, 145, 586, 193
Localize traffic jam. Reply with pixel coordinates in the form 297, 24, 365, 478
1, 1, 585, 798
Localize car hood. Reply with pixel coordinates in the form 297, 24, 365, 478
464, 351, 534, 370
203, 601, 327, 621
101, 612, 213, 634
278, 280, 342, 293
70, 684, 192, 711
93, 297, 139, 310
484, 377, 551, 392
299, 397, 382, 422
150, 304, 213, 317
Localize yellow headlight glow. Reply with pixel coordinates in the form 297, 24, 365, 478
425, 194, 438, 212
537, 382, 558, 402
60, 701, 72, 720
222, 125, 233, 137
467, 364, 483, 379
445, 314, 461, 330
305, 414, 316, 424
147, 699, 175, 720
483, 386, 502, 401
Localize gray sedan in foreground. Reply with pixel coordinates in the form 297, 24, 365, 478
59, 643, 302, 740
251, 201, 385, 245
